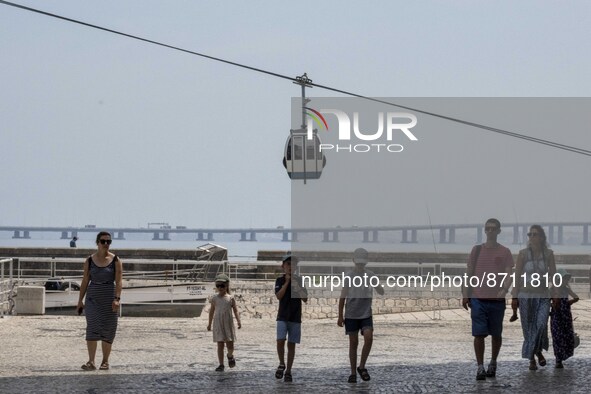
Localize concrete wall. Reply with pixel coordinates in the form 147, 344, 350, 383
204, 280, 590, 320
204, 280, 469, 320
0, 247, 207, 260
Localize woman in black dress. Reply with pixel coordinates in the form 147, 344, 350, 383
77, 231, 123, 370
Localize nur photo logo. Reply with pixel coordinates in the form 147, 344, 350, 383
306, 108, 418, 153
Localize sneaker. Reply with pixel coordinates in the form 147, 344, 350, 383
476, 367, 486, 381
486, 363, 496, 378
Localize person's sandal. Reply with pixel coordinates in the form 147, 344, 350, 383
99, 361, 109, 370
529, 360, 537, 370
537, 353, 547, 367
81, 361, 96, 371
348, 374, 357, 383
357, 367, 371, 381
228, 355, 236, 368
509, 315, 519, 322
215, 365, 224, 372
284, 372, 292, 382
486, 363, 496, 378
275, 364, 286, 379
555, 361, 564, 369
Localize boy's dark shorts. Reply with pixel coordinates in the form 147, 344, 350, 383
470, 298, 506, 337
344, 317, 373, 335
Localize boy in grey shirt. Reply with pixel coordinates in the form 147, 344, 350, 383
337, 248, 384, 383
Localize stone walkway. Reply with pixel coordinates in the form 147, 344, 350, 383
1, 301, 591, 393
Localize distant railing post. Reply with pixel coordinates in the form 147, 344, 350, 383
1, 259, 4, 318
0, 258, 15, 318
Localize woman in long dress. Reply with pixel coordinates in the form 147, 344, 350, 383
511, 225, 556, 370
77, 231, 123, 371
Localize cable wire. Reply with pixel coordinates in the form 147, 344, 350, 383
2, 0, 590, 157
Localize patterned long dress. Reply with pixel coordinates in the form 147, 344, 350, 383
517, 250, 550, 359
85, 256, 118, 343
551, 287, 575, 362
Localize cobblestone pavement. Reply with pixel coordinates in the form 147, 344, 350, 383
2, 302, 591, 393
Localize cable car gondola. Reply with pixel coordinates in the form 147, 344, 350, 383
283, 128, 326, 181
283, 73, 327, 183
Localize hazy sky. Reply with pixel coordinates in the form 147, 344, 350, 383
1, 1, 590, 229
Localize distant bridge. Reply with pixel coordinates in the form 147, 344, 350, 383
2, 222, 591, 245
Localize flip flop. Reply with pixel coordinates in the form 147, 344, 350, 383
357, 367, 371, 381
275, 364, 286, 379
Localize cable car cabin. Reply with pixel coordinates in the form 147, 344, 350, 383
283, 129, 326, 181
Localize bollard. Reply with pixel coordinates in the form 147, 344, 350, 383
15, 286, 45, 315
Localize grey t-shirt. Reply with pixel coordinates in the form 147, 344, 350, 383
344, 269, 375, 319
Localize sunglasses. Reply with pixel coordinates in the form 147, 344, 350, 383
484, 226, 498, 232
215, 283, 226, 288
99, 239, 112, 245
527, 233, 540, 238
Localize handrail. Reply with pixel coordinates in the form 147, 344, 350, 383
4, 257, 589, 286
0, 258, 15, 317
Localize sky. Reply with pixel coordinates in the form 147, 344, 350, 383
1, 1, 590, 230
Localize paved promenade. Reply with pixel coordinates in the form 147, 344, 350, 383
1, 302, 591, 393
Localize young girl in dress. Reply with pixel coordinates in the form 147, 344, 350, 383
551, 269, 579, 368
207, 274, 241, 371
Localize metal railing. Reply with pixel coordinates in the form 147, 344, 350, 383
7, 258, 227, 282
0, 258, 15, 317
0, 258, 227, 316
3, 257, 589, 304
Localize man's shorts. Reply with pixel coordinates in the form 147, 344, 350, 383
276, 320, 301, 344
344, 316, 373, 335
470, 298, 506, 337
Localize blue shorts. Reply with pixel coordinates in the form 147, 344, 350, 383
277, 321, 301, 344
344, 317, 373, 335
471, 298, 506, 337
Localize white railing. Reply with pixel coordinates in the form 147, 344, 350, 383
7, 258, 228, 283
3, 257, 589, 297
0, 258, 15, 317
